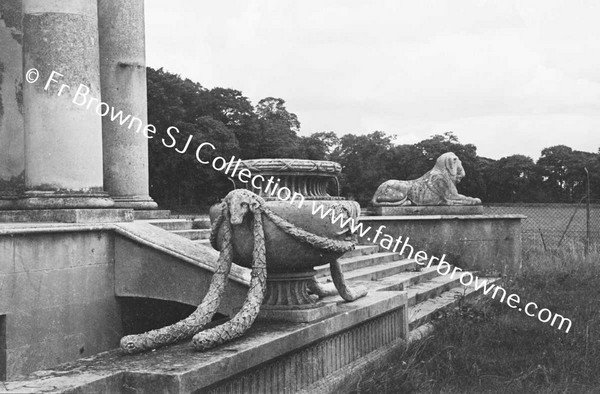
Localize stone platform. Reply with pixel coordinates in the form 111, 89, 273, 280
133, 209, 171, 220
3, 292, 408, 393
369, 205, 484, 216
0, 209, 134, 223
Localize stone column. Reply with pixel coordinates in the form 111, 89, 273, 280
0, 0, 24, 209
97, 0, 157, 210
21, 0, 112, 209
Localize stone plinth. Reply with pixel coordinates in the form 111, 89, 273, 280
98, 0, 157, 210
258, 271, 338, 322
2, 291, 408, 393
0, 226, 122, 379
358, 214, 524, 275
370, 205, 484, 216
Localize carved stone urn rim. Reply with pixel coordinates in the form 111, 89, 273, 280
239, 158, 342, 175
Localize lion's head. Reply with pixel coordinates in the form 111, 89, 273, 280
434, 152, 465, 184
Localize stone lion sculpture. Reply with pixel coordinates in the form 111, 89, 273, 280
371, 152, 481, 206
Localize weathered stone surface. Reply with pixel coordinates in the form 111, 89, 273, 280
2, 291, 407, 393
0, 229, 122, 378
113, 223, 249, 318
98, 0, 157, 210
0, 208, 133, 223
0, 221, 245, 379
358, 214, 524, 275
210, 199, 359, 273
258, 302, 338, 322
371, 205, 484, 216
133, 209, 171, 220
371, 152, 481, 207
0, 0, 24, 201
236, 158, 344, 200
21, 0, 112, 208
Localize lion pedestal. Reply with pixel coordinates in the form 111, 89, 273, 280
365, 152, 521, 276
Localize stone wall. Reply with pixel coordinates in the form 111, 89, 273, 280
0, 222, 249, 380
0, 230, 122, 379
0, 0, 25, 196
358, 215, 523, 275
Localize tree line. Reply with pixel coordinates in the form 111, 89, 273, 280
147, 67, 600, 209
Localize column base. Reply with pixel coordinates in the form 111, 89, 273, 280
14, 191, 114, 209
111, 195, 158, 210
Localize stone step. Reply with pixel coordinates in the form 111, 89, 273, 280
315, 252, 403, 279
320, 258, 417, 283
171, 229, 211, 240
192, 217, 212, 229
142, 218, 194, 231
133, 210, 171, 220
358, 267, 442, 292
408, 277, 501, 330
193, 239, 212, 247
340, 244, 381, 259
404, 274, 465, 307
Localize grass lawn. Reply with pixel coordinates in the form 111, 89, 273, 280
355, 242, 600, 393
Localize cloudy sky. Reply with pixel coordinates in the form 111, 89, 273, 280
145, 0, 600, 160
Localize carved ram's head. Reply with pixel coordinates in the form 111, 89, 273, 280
223, 189, 260, 225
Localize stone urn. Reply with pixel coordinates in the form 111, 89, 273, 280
209, 159, 362, 321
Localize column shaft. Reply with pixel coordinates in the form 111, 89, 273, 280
0, 0, 24, 209
98, 0, 157, 209
21, 0, 112, 208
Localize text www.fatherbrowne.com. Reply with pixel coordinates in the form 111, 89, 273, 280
310, 202, 573, 334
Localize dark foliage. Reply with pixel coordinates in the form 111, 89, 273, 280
146, 68, 600, 209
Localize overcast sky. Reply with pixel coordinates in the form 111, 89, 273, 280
145, 0, 600, 160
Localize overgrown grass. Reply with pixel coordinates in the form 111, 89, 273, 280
355, 242, 600, 393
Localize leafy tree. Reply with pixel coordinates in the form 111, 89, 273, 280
204, 87, 255, 127
483, 155, 542, 202
537, 145, 594, 202
330, 131, 395, 204
146, 68, 241, 208
296, 132, 339, 160
255, 97, 300, 133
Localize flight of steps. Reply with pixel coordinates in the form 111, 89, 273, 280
139, 216, 212, 244
316, 244, 500, 332
139, 216, 500, 336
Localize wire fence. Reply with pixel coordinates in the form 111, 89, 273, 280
483, 200, 600, 255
